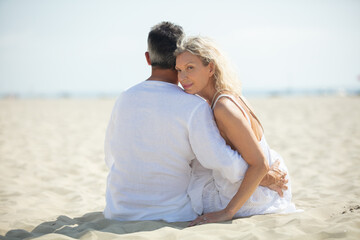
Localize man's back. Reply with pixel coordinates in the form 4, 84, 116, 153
104, 80, 206, 222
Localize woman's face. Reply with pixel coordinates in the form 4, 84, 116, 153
175, 51, 214, 95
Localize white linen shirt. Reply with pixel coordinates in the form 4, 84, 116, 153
104, 80, 248, 222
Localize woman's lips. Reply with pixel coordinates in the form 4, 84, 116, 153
182, 83, 193, 89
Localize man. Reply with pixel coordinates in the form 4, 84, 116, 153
104, 22, 285, 222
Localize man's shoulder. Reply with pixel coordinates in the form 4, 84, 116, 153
181, 92, 207, 103
117, 81, 209, 112
116, 81, 149, 100
123, 81, 148, 92
175, 92, 210, 113
124, 81, 206, 101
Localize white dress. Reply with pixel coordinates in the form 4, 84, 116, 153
188, 94, 297, 217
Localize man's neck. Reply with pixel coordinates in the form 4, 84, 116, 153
146, 67, 178, 85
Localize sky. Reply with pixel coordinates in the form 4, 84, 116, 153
0, 0, 359, 97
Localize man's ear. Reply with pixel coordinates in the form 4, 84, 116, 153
145, 52, 151, 66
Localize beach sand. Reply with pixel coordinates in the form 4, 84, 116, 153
0, 96, 359, 239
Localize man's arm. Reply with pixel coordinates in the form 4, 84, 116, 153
188, 102, 248, 183
188, 101, 287, 194
104, 96, 121, 169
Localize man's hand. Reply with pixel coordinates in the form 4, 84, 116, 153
260, 160, 288, 197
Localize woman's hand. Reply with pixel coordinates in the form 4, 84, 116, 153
188, 209, 234, 227
260, 160, 288, 197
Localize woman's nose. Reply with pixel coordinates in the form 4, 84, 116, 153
178, 71, 186, 81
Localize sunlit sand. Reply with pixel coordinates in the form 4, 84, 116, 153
1, 96, 359, 239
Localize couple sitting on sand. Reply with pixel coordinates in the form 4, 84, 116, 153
104, 21, 296, 226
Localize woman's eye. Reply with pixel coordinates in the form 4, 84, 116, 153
187, 66, 194, 70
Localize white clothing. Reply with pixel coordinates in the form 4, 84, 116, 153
188, 94, 296, 217
104, 81, 248, 222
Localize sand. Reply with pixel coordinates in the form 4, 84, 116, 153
0, 96, 359, 239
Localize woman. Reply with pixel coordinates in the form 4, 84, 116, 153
174, 37, 296, 226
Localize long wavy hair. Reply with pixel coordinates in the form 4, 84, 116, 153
175, 36, 264, 131
174, 36, 242, 96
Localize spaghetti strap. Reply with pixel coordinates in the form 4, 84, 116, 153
211, 94, 251, 125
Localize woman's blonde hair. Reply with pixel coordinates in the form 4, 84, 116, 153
175, 36, 242, 96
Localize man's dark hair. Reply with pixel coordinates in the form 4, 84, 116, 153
147, 21, 184, 69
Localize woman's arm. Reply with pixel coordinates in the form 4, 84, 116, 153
189, 97, 269, 226
215, 97, 269, 216
260, 160, 288, 197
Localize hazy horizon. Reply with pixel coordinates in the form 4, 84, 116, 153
1, 0, 359, 97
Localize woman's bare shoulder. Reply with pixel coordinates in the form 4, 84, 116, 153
213, 96, 247, 124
